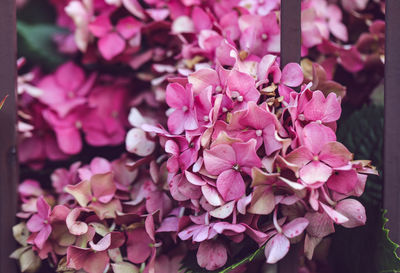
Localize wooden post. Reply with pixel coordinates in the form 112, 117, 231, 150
280, 0, 301, 68
383, 0, 400, 246
0, 0, 18, 272
279, 0, 302, 272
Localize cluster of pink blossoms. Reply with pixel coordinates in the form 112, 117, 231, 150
14, 0, 383, 272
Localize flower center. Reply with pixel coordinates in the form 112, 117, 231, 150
313, 155, 319, 161
92, 197, 97, 203
75, 121, 82, 129
182, 105, 188, 112
261, 33, 268, 40
237, 95, 244, 102
215, 85, 222, 93
203, 115, 209, 122
43, 219, 48, 225
256, 129, 262, 136
233, 164, 240, 171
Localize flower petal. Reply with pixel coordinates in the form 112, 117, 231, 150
216, 169, 245, 201
264, 234, 290, 264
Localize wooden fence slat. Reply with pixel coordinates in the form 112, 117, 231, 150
279, 0, 301, 272
280, 0, 302, 68
383, 0, 400, 247
0, 0, 18, 272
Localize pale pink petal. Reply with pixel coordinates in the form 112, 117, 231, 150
213, 222, 246, 234
89, 233, 111, 251
248, 186, 275, 215
264, 234, 290, 264
65, 179, 92, 207
126, 128, 155, 157
335, 199, 366, 228
210, 201, 235, 219
282, 218, 309, 238
281, 63, 304, 87
319, 202, 349, 224
197, 240, 227, 271
217, 169, 245, 201
66, 208, 89, 235
201, 184, 224, 206
300, 161, 332, 184
166, 83, 191, 109
122, 0, 146, 19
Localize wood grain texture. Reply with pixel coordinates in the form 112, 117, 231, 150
384, 0, 400, 248
0, 0, 18, 272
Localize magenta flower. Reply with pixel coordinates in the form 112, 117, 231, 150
286, 122, 352, 185
166, 83, 198, 134
204, 139, 261, 201
37, 62, 96, 117
27, 197, 70, 249
89, 15, 142, 60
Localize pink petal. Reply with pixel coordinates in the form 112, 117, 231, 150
88, 15, 113, 37
197, 240, 227, 271
55, 127, 82, 155
116, 17, 142, 39
84, 251, 110, 273
89, 233, 111, 251
126, 228, 152, 264
319, 202, 349, 224
192, 7, 212, 32
233, 139, 262, 171
166, 83, 191, 109
203, 144, 236, 175
213, 222, 246, 234
285, 146, 313, 167
66, 208, 89, 235
67, 246, 90, 271
188, 68, 219, 95
185, 171, 206, 186
327, 169, 358, 194
217, 169, 245, 201
319, 142, 352, 168
303, 91, 341, 123
201, 184, 224, 206
34, 224, 52, 249
36, 196, 51, 218
248, 186, 275, 215
335, 199, 366, 228
302, 122, 336, 154
167, 110, 185, 135
55, 61, 85, 92
210, 201, 235, 219
90, 173, 116, 203
282, 218, 309, 238
65, 179, 92, 207
27, 214, 45, 232
98, 32, 126, 60
264, 234, 290, 264
300, 161, 332, 184
281, 63, 304, 87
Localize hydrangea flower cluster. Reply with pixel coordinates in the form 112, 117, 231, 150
14, 0, 383, 272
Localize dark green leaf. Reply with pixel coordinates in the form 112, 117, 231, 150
378, 210, 400, 273
17, 21, 68, 70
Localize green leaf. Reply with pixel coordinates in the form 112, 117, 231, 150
17, 21, 68, 70
379, 210, 400, 273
